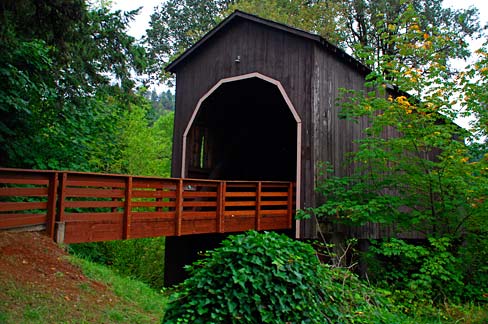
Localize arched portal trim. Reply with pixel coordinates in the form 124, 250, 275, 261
181, 72, 302, 237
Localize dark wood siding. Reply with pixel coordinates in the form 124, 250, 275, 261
311, 45, 369, 178
171, 17, 315, 236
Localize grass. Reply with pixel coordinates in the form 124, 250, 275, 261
70, 257, 166, 316
0, 255, 166, 324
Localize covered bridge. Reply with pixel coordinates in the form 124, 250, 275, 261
164, 10, 374, 283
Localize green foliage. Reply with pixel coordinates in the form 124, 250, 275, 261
146, 0, 232, 83
0, 0, 147, 170
145, 89, 176, 123
225, 0, 344, 45
162, 231, 397, 324
115, 105, 174, 177
337, 0, 480, 66
299, 3, 488, 305
69, 236, 166, 290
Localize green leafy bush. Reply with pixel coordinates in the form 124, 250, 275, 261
162, 231, 396, 324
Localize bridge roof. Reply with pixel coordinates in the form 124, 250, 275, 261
165, 10, 370, 74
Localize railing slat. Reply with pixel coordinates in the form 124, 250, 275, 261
123, 177, 133, 239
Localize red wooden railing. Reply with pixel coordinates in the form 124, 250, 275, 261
0, 168, 295, 243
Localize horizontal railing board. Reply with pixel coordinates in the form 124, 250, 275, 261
64, 200, 124, 209
64, 212, 123, 222
0, 201, 48, 212
225, 192, 257, 197
131, 201, 176, 208
132, 190, 176, 198
0, 187, 49, 197
0, 214, 47, 228
64, 188, 125, 198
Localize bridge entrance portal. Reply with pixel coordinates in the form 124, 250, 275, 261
183, 73, 301, 185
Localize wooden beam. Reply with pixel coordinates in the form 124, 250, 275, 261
123, 176, 133, 239
255, 182, 262, 231
57, 173, 67, 222
175, 179, 183, 236
216, 181, 225, 233
46, 172, 58, 239
288, 182, 294, 229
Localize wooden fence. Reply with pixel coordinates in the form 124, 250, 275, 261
0, 168, 295, 243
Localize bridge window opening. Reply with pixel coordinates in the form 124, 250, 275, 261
186, 77, 297, 182
199, 135, 206, 169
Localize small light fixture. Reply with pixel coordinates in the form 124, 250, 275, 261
235, 55, 241, 63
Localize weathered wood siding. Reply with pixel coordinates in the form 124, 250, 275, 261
171, 17, 315, 236
309, 45, 369, 237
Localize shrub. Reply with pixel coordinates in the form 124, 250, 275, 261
162, 231, 394, 324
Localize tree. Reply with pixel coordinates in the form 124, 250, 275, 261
299, 4, 487, 303
145, 0, 233, 83
225, 0, 344, 44
115, 104, 173, 177
337, 0, 481, 67
0, 0, 146, 170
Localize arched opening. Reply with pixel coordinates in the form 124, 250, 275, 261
183, 74, 300, 183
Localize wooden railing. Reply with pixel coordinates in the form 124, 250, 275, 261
0, 168, 295, 243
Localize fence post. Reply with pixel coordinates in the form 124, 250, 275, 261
216, 181, 225, 233
123, 176, 133, 240
175, 179, 183, 236
287, 182, 294, 229
46, 172, 59, 239
55, 172, 67, 243
255, 182, 262, 231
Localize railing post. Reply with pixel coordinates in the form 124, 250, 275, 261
287, 182, 294, 229
123, 176, 133, 240
55, 172, 67, 243
46, 172, 59, 239
216, 181, 225, 233
175, 179, 183, 236
255, 182, 262, 231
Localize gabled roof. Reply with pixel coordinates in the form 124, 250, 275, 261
165, 10, 370, 74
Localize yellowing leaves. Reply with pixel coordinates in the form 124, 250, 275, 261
395, 96, 409, 105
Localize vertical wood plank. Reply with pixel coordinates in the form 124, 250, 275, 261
57, 173, 67, 222
287, 182, 294, 229
216, 181, 225, 233
175, 179, 183, 236
46, 172, 59, 239
123, 176, 133, 239
255, 182, 262, 231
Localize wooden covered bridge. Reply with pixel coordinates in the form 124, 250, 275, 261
1, 10, 393, 283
